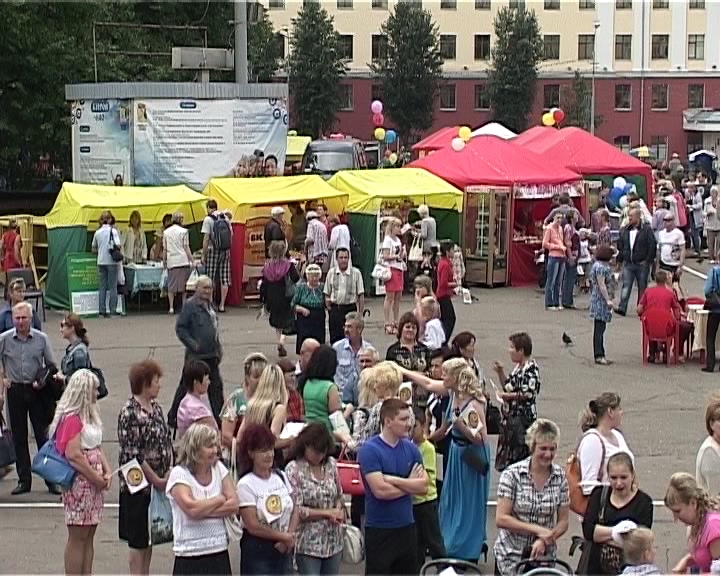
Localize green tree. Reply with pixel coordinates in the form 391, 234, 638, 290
371, 2, 443, 144
487, 6, 543, 134
561, 70, 602, 131
248, 11, 282, 83
288, 2, 346, 138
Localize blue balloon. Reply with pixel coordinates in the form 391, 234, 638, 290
623, 183, 634, 194
385, 130, 397, 144
608, 186, 625, 209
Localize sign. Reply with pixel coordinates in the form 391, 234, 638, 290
66, 253, 124, 317
133, 98, 288, 190
71, 99, 133, 184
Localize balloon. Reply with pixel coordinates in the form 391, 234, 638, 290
553, 108, 565, 123
385, 130, 397, 144
613, 176, 627, 190
372, 113, 384, 127
371, 100, 383, 114
458, 126, 472, 142
388, 153, 398, 165
451, 137, 465, 152
608, 186, 625, 209
288, 129, 297, 136
619, 195, 628, 209
374, 127, 386, 141
542, 112, 555, 126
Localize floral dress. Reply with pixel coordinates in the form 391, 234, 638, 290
285, 458, 344, 560
291, 281, 326, 354
590, 261, 616, 323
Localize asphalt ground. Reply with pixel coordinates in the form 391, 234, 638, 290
0, 262, 716, 574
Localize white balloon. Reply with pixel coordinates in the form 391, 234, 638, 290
613, 177, 627, 190
451, 137, 465, 152
619, 195, 628, 208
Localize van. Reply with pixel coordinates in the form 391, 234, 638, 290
301, 139, 368, 178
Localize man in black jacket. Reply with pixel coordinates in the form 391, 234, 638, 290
616, 208, 657, 316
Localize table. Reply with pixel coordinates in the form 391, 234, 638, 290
688, 304, 720, 358
123, 263, 164, 297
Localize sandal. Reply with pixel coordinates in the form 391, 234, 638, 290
594, 358, 613, 365
384, 324, 394, 335
391, 323, 398, 335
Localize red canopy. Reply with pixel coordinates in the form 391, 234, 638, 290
408, 135, 581, 189
411, 126, 459, 153
513, 126, 557, 147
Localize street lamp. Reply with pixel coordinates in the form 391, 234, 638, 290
590, 20, 600, 135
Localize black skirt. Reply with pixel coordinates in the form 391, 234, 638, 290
173, 550, 232, 575
295, 306, 326, 354
118, 489, 151, 550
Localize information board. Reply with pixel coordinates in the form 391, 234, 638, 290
66, 253, 124, 316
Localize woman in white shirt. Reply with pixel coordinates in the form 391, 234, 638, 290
577, 393, 633, 495
166, 423, 238, 576
696, 393, 720, 495
163, 212, 194, 315
122, 210, 148, 264
328, 215, 351, 270
381, 217, 406, 335
705, 186, 720, 263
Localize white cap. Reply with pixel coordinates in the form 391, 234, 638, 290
306, 211, 318, 220
271, 206, 284, 217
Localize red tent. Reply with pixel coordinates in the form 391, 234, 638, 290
513, 126, 556, 147
408, 135, 581, 188
411, 126, 459, 156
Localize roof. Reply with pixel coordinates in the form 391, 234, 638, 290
287, 135, 311, 158
408, 135, 581, 189
45, 183, 207, 229
203, 175, 348, 223
470, 122, 517, 140
513, 126, 557, 147
327, 168, 463, 214
307, 140, 359, 151
411, 126, 459, 152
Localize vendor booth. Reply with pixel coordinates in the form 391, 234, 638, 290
203, 175, 348, 304
44, 182, 207, 311
327, 168, 463, 295
410, 136, 582, 287
411, 127, 461, 158
513, 126, 555, 147
470, 122, 517, 140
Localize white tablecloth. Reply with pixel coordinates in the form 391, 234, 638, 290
688, 305, 720, 355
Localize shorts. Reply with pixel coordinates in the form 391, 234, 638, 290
118, 489, 151, 549
385, 267, 404, 293
206, 248, 231, 287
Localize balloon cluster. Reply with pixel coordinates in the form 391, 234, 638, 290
451, 126, 472, 152
371, 100, 397, 144
607, 176, 636, 210
541, 107, 565, 127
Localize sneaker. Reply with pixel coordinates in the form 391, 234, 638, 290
557, 305, 564, 310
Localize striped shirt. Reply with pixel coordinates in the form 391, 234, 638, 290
324, 266, 364, 305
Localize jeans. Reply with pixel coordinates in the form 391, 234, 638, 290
98, 264, 119, 315
438, 296, 456, 342
295, 552, 342, 576
617, 262, 649, 314
593, 319, 606, 359
691, 222, 704, 256
561, 261, 577, 307
706, 313, 720, 370
240, 534, 292, 576
708, 229, 720, 261
544, 256, 565, 308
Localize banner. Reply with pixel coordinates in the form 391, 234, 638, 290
66, 253, 124, 317
71, 99, 133, 184
133, 98, 288, 190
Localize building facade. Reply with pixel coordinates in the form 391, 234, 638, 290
268, 0, 720, 158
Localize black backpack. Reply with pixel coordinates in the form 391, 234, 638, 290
211, 213, 232, 251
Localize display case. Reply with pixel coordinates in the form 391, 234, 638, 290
462, 186, 510, 287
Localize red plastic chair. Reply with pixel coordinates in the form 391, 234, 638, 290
686, 296, 705, 306
641, 308, 680, 365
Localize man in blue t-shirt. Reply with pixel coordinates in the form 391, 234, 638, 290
358, 397, 428, 575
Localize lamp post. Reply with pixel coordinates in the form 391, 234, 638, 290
590, 20, 600, 135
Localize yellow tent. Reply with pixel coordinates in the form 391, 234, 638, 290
203, 175, 348, 223
327, 168, 463, 214
45, 182, 208, 230
287, 135, 311, 161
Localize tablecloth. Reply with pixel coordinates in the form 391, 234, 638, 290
510, 242, 541, 287
688, 305, 720, 356
124, 264, 164, 297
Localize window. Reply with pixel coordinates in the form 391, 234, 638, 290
579, 0, 595, 8
544, 0, 560, 8
651, 35, 669, 59
651, 84, 669, 110
649, 136, 668, 161
302, 0, 317, 5
614, 136, 631, 153
615, 35, 631, 60
614, 84, 632, 110
338, 35, 353, 60
371, 0, 388, 7
688, 34, 705, 60
475, 0, 491, 9
543, 35, 560, 60
474, 84, 490, 110
371, 34, 388, 60
439, 84, 456, 110
440, 0, 457, 8
338, 85, 353, 111
337, 0, 353, 7
688, 132, 704, 157
274, 33, 286, 58
578, 34, 594, 60
371, 84, 384, 103
689, 0, 705, 8
509, 0, 525, 8
652, 0, 668, 7
616, 0, 631, 8
440, 35, 457, 60
688, 84, 705, 108
543, 84, 560, 109
268, 0, 285, 8
474, 35, 491, 60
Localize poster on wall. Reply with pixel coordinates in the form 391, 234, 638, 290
133, 98, 288, 190
66, 253, 124, 317
71, 99, 133, 184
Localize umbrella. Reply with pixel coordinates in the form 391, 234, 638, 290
629, 146, 655, 160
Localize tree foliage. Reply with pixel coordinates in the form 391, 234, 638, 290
561, 70, 602, 131
487, 6, 543, 134
248, 11, 282, 83
288, 2, 346, 138
371, 2, 443, 144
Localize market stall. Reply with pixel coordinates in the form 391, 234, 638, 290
470, 122, 517, 140
411, 126, 461, 158
410, 136, 582, 287
327, 168, 462, 295
44, 182, 207, 312
203, 175, 348, 304
285, 135, 311, 174
512, 126, 556, 147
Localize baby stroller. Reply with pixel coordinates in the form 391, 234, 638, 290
514, 557, 574, 576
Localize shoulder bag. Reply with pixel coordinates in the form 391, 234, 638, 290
31, 433, 76, 489
575, 485, 610, 575
565, 430, 606, 516
0, 415, 16, 469
342, 507, 365, 564
337, 446, 364, 496
109, 229, 123, 263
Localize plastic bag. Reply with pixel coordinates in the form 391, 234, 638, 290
148, 486, 173, 546
186, 268, 199, 292
160, 269, 168, 290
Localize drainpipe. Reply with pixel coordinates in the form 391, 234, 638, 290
639, 0, 646, 144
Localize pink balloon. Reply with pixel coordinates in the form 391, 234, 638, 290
371, 100, 383, 115
372, 113, 384, 127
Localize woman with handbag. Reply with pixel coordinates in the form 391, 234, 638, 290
166, 423, 237, 575
56, 314, 91, 384
261, 240, 300, 358
285, 423, 345, 575
50, 369, 112, 576
580, 452, 653, 575
381, 217, 406, 335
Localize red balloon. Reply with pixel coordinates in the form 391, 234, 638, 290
372, 113, 384, 127
553, 108, 565, 124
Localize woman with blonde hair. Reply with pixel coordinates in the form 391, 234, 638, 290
122, 210, 147, 264
696, 392, 720, 495
381, 217, 406, 334
664, 472, 720, 574
51, 369, 111, 576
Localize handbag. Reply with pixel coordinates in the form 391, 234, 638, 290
408, 236, 423, 262
565, 430, 605, 516
284, 274, 296, 300
461, 443, 489, 475
148, 485, 174, 546
337, 447, 364, 496
342, 522, 365, 564
109, 231, 123, 263
89, 366, 108, 400
371, 263, 391, 281
31, 438, 76, 489
0, 416, 16, 468
224, 514, 243, 542
596, 485, 624, 574
485, 402, 502, 435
